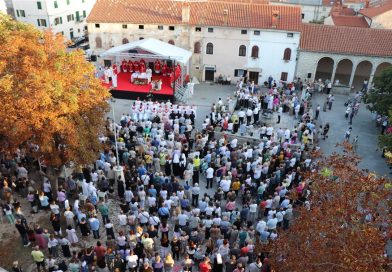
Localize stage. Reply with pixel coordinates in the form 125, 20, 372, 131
105, 72, 174, 101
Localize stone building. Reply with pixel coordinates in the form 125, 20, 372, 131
296, 23, 392, 89
87, 0, 302, 84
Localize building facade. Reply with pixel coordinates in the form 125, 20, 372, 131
87, 0, 302, 84
12, 0, 96, 39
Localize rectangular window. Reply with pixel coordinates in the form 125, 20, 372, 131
287, 33, 294, 38
17, 10, 26, 17
208, 27, 213, 33
37, 1, 42, 9
82, 0, 84, 3
281, 72, 288, 81
254, 30, 260, 35
39, 19, 47, 27
122, 24, 127, 29
82, 10, 86, 18
195, 27, 201, 32
234, 69, 245, 77
67, 0, 70, 5
169, 26, 175, 31
95, 23, 100, 28
158, 25, 163, 30
241, 29, 247, 34
54, 17, 62, 25
75, 11, 80, 21
54, 0, 58, 8
139, 25, 144, 29
67, 14, 74, 22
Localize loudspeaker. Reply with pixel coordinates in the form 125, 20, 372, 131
90, 55, 97, 62
307, 73, 312, 79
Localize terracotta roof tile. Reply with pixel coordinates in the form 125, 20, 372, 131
87, 0, 302, 31
359, 0, 392, 17
300, 23, 392, 56
331, 14, 370, 27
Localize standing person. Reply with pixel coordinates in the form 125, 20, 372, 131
199, 257, 212, 272
12, 261, 23, 272
323, 99, 328, 112
58, 236, 72, 258
277, 105, 282, 124
15, 218, 31, 247
344, 127, 352, 141
328, 95, 335, 110
31, 246, 46, 272
89, 216, 100, 239
66, 225, 79, 245
206, 166, 214, 189
98, 201, 110, 224
191, 183, 200, 207
315, 104, 320, 120
360, 79, 368, 92
322, 123, 330, 140
326, 81, 332, 94
47, 234, 59, 258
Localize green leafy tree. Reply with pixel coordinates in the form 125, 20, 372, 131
364, 66, 392, 151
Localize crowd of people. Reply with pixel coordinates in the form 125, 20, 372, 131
0, 78, 320, 272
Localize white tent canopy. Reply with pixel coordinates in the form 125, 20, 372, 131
100, 38, 192, 65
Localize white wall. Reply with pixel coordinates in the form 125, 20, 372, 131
12, 0, 95, 39
271, 2, 331, 22
247, 30, 300, 83
0, 0, 6, 13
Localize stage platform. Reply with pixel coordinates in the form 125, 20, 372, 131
105, 72, 174, 101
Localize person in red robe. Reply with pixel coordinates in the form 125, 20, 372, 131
154, 60, 161, 74
112, 64, 119, 75
140, 59, 146, 65
140, 62, 146, 73
175, 64, 181, 80
162, 63, 168, 76
133, 61, 140, 73
121, 60, 128, 72
127, 60, 133, 73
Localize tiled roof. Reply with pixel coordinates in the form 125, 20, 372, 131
331, 15, 370, 27
332, 15, 369, 28
87, 0, 302, 31
300, 23, 392, 56
359, 0, 392, 17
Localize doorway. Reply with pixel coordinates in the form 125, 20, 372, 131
249, 71, 259, 84
205, 67, 215, 81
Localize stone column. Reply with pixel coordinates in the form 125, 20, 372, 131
348, 62, 357, 88
330, 60, 338, 85
368, 63, 377, 89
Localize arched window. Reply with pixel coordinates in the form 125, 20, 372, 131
283, 48, 291, 61
239, 45, 246, 57
168, 40, 175, 45
194, 41, 201, 53
206, 42, 213, 55
251, 45, 259, 58
95, 36, 102, 48
122, 38, 129, 44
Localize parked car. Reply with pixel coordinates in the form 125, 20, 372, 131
68, 36, 88, 48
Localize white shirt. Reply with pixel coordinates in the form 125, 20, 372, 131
220, 179, 231, 192
266, 218, 278, 230
178, 214, 189, 226
118, 214, 127, 226
206, 167, 214, 179
249, 203, 257, 213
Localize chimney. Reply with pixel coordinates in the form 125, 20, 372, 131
223, 9, 229, 26
271, 10, 280, 28
182, 4, 190, 24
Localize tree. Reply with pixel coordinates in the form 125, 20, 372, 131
0, 15, 110, 170
364, 66, 392, 116
264, 147, 391, 272
364, 66, 392, 152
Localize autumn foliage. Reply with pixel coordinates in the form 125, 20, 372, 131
267, 146, 391, 271
0, 15, 110, 166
